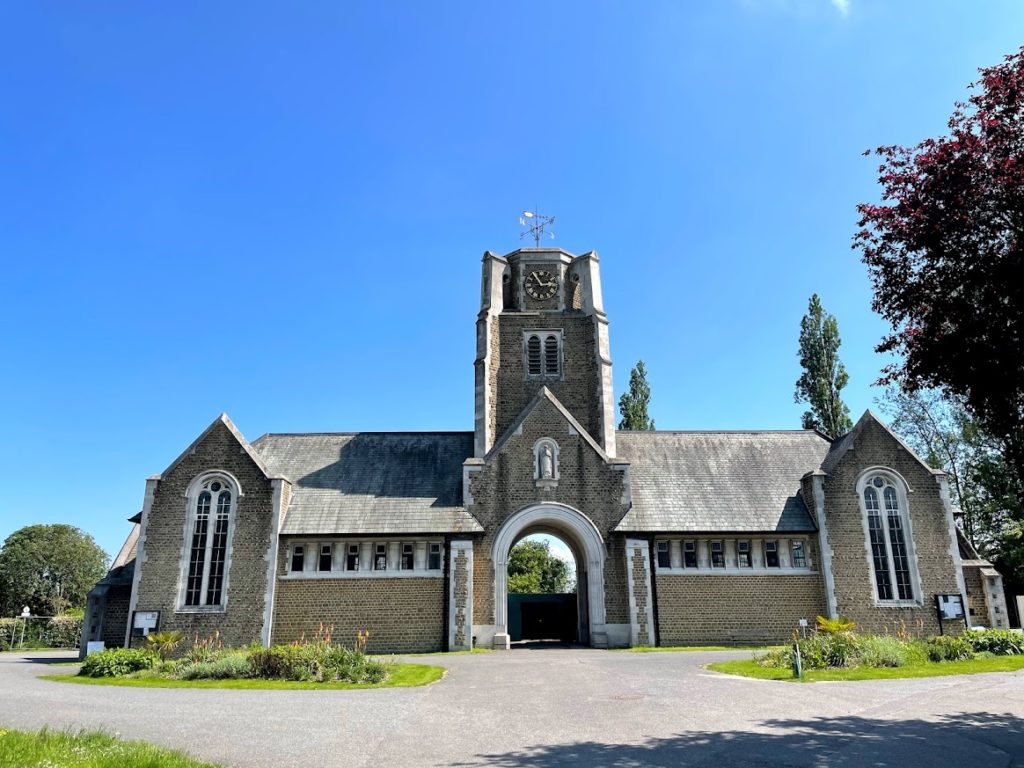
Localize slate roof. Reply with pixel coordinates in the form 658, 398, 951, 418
251, 432, 482, 535
614, 431, 832, 532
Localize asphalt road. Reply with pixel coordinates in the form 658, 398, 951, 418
2, 647, 1023, 767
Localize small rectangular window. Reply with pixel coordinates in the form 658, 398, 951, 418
737, 540, 751, 568
656, 541, 670, 568
791, 540, 807, 568
346, 543, 359, 571
290, 545, 305, 573
401, 543, 414, 570
711, 540, 725, 568
318, 544, 333, 572
683, 540, 697, 568
765, 540, 780, 568
428, 542, 442, 570
375, 543, 387, 571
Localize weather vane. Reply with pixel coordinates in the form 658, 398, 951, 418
519, 209, 555, 247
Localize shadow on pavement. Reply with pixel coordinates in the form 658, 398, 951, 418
457, 712, 1024, 767
23, 655, 79, 665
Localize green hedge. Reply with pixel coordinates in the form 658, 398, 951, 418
0, 616, 83, 651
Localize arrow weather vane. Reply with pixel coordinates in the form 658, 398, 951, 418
519, 209, 555, 247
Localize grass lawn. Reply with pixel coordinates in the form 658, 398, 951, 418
620, 645, 776, 653
41, 663, 444, 690
708, 655, 1024, 682
0, 727, 219, 768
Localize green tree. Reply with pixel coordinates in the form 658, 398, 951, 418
855, 47, 1024, 496
618, 360, 655, 430
0, 525, 108, 616
878, 387, 1023, 601
794, 294, 853, 438
507, 539, 573, 594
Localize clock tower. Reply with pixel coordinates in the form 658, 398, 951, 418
473, 247, 616, 458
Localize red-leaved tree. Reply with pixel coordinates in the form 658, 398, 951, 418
855, 47, 1024, 495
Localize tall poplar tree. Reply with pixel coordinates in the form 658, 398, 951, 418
794, 294, 853, 438
619, 360, 655, 430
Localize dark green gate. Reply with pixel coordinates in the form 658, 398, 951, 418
508, 593, 578, 642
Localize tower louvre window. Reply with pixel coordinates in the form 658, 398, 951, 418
544, 334, 559, 375
524, 330, 562, 379
527, 335, 542, 375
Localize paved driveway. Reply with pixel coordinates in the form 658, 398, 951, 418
2, 648, 1023, 767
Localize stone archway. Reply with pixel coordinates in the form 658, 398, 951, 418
492, 503, 608, 649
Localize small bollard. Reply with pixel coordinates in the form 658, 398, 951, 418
792, 642, 802, 679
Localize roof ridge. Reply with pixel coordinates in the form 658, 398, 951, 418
254, 430, 473, 439
617, 429, 828, 435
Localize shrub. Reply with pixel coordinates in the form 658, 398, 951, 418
248, 640, 391, 683
926, 635, 974, 662
80, 648, 156, 677
815, 616, 856, 635
177, 653, 254, 680
0, 619, 22, 651
859, 635, 913, 668
146, 631, 185, 660
42, 616, 83, 649
185, 631, 223, 664
962, 629, 1024, 656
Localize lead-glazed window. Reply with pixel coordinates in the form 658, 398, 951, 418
861, 473, 916, 602
182, 475, 236, 609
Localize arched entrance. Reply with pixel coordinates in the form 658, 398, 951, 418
492, 503, 608, 649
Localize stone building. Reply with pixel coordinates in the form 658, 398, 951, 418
83, 246, 994, 654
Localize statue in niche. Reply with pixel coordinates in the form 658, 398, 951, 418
539, 444, 555, 480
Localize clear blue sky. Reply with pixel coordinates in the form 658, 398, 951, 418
1, 1, 1021, 561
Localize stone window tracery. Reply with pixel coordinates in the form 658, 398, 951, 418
857, 471, 919, 603
180, 474, 237, 610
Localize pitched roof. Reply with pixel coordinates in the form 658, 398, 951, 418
614, 430, 831, 532
251, 432, 482, 535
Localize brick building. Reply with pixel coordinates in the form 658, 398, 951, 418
83, 247, 993, 654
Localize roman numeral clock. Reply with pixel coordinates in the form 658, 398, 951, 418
525, 269, 558, 300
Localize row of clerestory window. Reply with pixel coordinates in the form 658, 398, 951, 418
654, 538, 809, 571
288, 541, 443, 574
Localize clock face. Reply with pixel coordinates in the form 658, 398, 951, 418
525, 269, 558, 300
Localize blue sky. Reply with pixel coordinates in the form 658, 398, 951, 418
1, 1, 1021, 561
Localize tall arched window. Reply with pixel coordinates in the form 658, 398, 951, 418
858, 472, 917, 603
181, 474, 237, 609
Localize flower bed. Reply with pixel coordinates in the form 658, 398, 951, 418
754, 618, 1023, 673
79, 627, 393, 685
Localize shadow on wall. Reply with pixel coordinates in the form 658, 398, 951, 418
454, 712, 1024, 767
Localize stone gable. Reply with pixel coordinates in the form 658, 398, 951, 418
467, 395, 630, 630
132, 418, 275, 647
821, 415, 962, 635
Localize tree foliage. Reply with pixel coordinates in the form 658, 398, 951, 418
855, 47, 1024, 493
794, 294, 853, 438
0, 525, 108, 617
507, 539, 573, 594
878, 387, 1012, 547
618, 360, 655, 430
